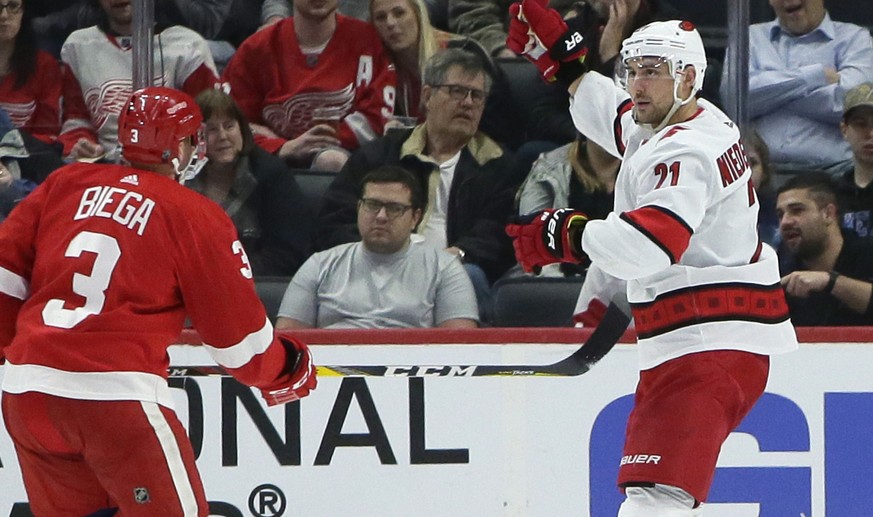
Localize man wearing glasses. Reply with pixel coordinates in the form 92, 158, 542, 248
276, 165, 478, 329
318, 47, 525, 321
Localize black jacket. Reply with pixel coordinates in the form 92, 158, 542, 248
317, 126, 525, 283
779, 230, 873, 326
190, 146, 312, 277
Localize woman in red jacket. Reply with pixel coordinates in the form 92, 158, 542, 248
0, 0, 62, 145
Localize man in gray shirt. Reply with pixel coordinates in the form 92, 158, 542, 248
276, 165, 479, 329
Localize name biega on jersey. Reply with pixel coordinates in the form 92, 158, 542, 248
73, 185, 155, 236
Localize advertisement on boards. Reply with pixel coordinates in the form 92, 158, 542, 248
1, 342, 872, 516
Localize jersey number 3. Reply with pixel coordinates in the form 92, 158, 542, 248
42, 231, 121, 329
40, 232, 253, 329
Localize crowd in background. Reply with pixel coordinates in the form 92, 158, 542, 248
1, 0, 872, 327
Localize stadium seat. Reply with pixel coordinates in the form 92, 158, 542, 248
291, 169, 336, 213
494, 57, 570, 141
491, 275, 585, 327
254, 276, 291, 323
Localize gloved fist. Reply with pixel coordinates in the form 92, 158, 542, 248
261, 337, 317, 406
506, 208, 589, 273
506, 0, 590, 82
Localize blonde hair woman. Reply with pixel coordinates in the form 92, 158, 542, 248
370, 0, 450, 120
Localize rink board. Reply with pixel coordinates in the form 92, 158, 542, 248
1, 335, 872, 517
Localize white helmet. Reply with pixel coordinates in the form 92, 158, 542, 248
621, 20, 707, 94
620, 20, 707, 131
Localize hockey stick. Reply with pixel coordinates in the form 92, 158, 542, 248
168, 299, 632, 378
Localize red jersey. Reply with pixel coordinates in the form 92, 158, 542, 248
0, 50, 62, 144
0, 164, 291, 407
223, 15, 396, 153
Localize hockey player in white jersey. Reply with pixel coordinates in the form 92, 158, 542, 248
505, 1, 798, 515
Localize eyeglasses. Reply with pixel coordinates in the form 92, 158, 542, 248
432, 84, 488, 105
0, 1, 22, 14
359, 198, 413, 219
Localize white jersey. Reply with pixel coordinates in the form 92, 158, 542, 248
60, 26, 218, 159
570, 72, 797, 370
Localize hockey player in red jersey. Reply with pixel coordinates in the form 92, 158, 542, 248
505, 2, 798, 515
0, 87, 316, 516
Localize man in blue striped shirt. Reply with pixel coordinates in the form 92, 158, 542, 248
721, 0, 873, 174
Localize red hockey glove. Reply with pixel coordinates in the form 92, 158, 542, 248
506, 0, 590, 83
260, 337, 317, 406
505, 208, 589, 274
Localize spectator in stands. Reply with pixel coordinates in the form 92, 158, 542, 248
448, 0, 668, 63
445, 0, 573, 150
59, 0, 219, 163
261, 0, 370, 26
33, 1, 244, 51
518, 133, 618, 216
0, 0, 65, 204
224, 0, 395, 173
516, 133, 619, 276
722, 0, 873, 174
276, 165, 478, 329
370, 0, 452, 122
498, 1, 672, 154
777, 172, 873, 325
0, 107, 62, 219
835, 82, 873, 237
448, 0, 574, 59
0, 105, 64, 220
745, 129, 780, 247
0, 0, 62, 146
318, 48, 523, 319
0, 170, 27, 222
31, 1, 252, 71
190, 89, 313, 277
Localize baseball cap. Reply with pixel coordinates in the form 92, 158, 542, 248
843, 82, 873, 118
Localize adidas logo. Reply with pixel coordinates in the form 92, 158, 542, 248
120, 174, 139, 186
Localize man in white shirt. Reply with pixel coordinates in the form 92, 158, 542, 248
277, 165, 478, 329
720, 0, 873, 173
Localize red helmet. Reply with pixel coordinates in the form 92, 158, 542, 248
118, 86, 203, 165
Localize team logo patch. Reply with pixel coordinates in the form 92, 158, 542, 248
133, 487, 151, 504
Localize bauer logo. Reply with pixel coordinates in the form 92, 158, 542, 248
620, 454, 661, 466
565, 32, 583, 51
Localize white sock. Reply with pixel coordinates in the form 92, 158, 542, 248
617, 484, 698, 517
